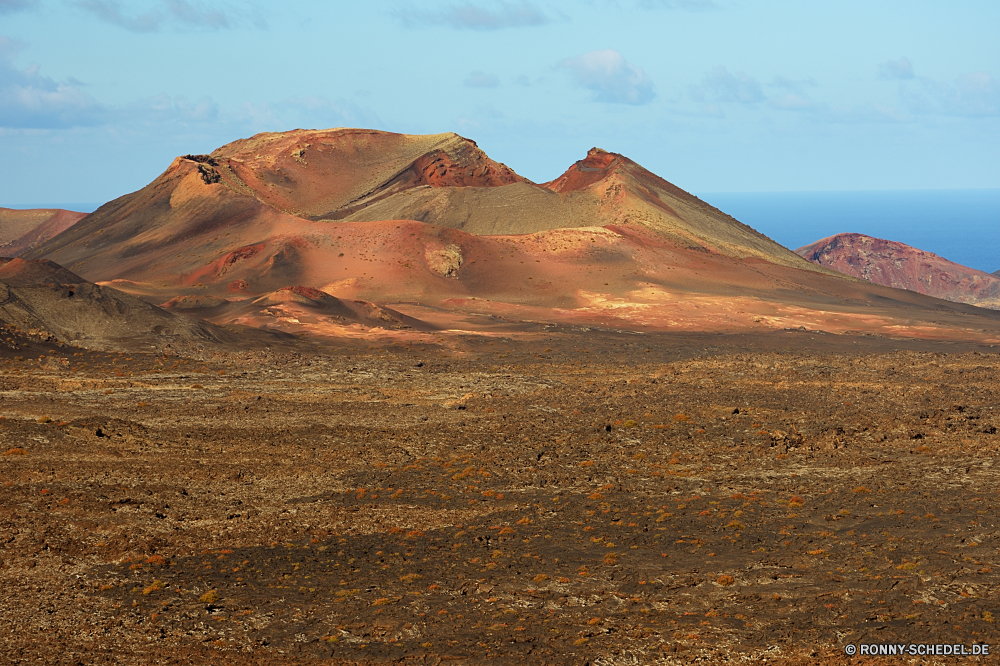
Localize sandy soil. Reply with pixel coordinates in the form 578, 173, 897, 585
1, 328, 999, 664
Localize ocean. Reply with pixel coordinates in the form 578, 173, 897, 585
699, 189, 1000, 274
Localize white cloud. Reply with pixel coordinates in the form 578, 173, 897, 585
681, 66, 914, 122
769, 92, 813, 110
76, 0, 159, 32
132, 94, 220, 124
878, 57, 915, 81
637, 0, 720, 10
399, 1, 550, 30
0, 0, 36, 13
75, 0, 240, 32
559, 49, 654, 105
0, 36, 105, 129
0, 33, 380, 135
902, 71, 1000, 118
769, 75, 817, 93
464, 70, 500, 88
236, 97, 383, 132
765, 76, 817, 110
690, 66, 764, 104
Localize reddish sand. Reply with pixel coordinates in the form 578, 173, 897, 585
797, 233, 1000, 310
22, 128, 1000, 343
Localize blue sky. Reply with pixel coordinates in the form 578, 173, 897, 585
1, 0, 998, 205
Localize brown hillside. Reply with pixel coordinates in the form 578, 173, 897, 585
208, 128, 527, 219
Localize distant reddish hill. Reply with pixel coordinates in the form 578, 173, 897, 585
796, 233, 1000, 309
0, 208, 88, 256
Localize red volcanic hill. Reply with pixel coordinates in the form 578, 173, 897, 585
0, 208, 88, 257
23, 128, 1000, 342
796, 233, 1000, 310
161, 285, 427, 332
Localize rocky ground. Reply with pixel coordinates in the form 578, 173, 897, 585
1, 328, 999, 664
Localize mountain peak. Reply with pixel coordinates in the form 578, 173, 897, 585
193, 128, 529, 219
542, 148, 622, 193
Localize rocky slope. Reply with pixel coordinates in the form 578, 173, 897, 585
796, 233, 1000, 310
0, 257, 219, 346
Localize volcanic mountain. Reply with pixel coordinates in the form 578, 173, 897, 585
796, 233, 1000, 310
0, 207, 88, 257
24, 128, 1000, 342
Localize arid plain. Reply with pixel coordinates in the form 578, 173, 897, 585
2, 128, 1000, 664
3, 328, 1000, 664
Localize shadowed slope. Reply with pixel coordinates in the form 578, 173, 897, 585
797, 233, 1000, 310
0, 258, 219, 346
0, 255, 227, 347
0, 282, 220, 345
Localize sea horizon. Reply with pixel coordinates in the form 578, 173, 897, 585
699, 188, 1000, 274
